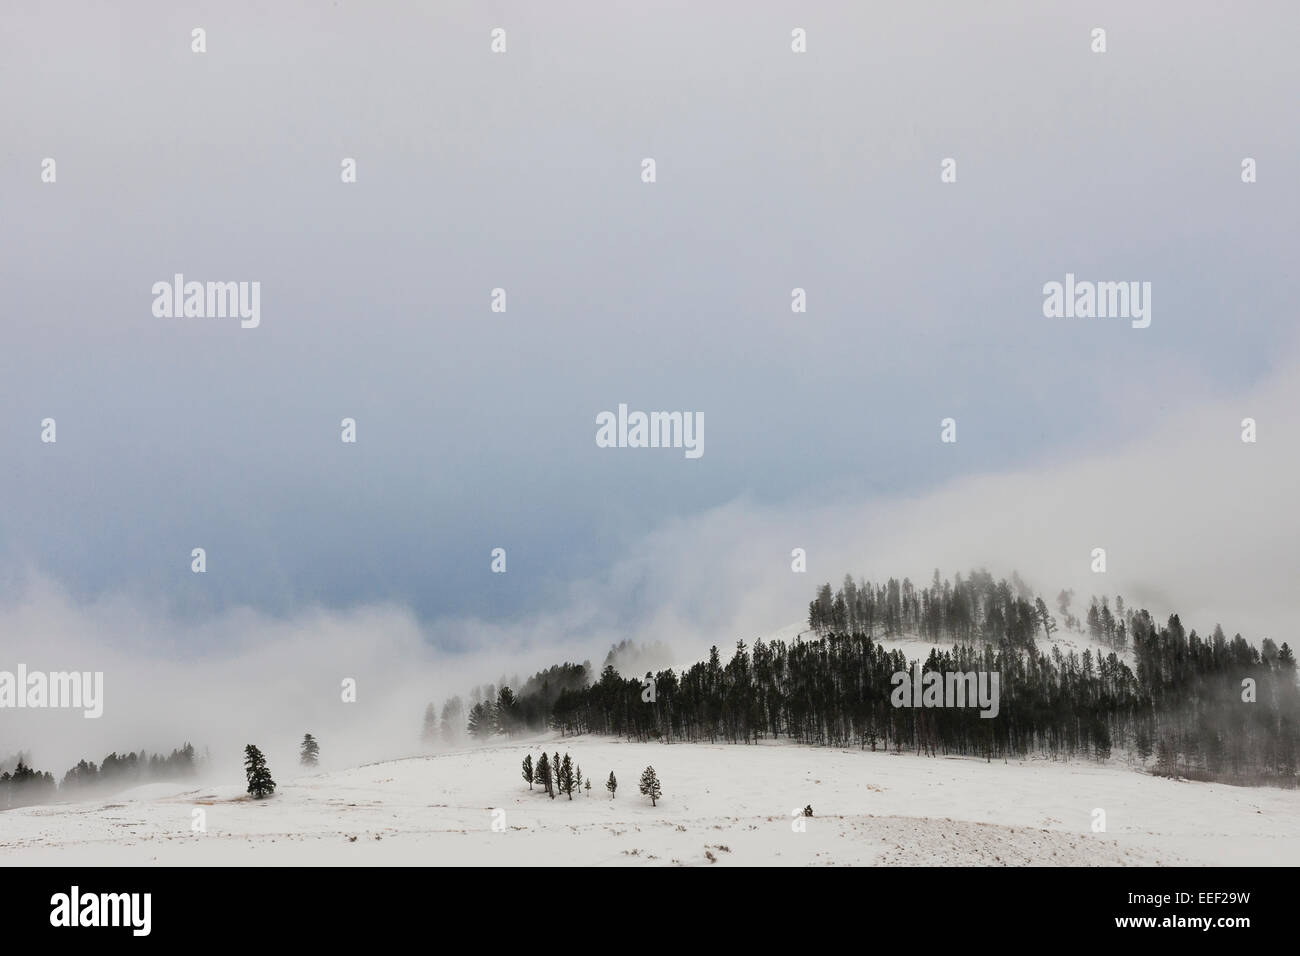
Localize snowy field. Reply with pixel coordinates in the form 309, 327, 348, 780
3, 736, 1295, 866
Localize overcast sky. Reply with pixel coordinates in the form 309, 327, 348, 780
1, 0, 1297, 726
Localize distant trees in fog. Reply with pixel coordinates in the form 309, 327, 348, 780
1, 742, 201, 811
2, 734, 321, 811
434, 568, 1297, 788
519, 570, 1298, 787
0, 761, 56, 809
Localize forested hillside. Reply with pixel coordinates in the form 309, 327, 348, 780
490, 570, 1299, 786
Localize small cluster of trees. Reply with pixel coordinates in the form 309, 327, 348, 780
520, 755, 662, 806
469, 686, 524, 739
420, 667, 595, 746
0, 760, 56, 809
521, 750, 588, 799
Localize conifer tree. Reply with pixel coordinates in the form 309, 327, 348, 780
584, 776, 592, 796
536, 752, 553, 798
495, 687, 519, 736
467, 701, 495, 740
244, 745, 276, 799
1156, 737, 1176, 778
606, 771, 617, 798
422, 703, 438, 745
559, 753, 576, 800
440, 697, 463, 745
638, 765, 661, 806
299, 733, 320, 767
521, 754, 534, 789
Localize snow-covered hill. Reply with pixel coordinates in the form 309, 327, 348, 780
3, 736, 1292, 866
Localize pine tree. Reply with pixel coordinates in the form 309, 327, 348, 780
606, 771, 617, 798
440, 698, 463, 744
1035, 597, 1057, 639
299, 733, 320, 767
495, 687, 519, 736
1135, 727, 1153, 764
244, 745, 276, 799
467, 701, 495, 740
521, 754, 534, 789
559, 753, 576, 800
638, 766, 661, 806
584, 776, 592, 796
1156, 737, 1176, 778
422, 703, 438, 745
536, 752, 553, 798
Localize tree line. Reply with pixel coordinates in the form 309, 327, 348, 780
504, 570, 1298, 787
0, 742, 201, 810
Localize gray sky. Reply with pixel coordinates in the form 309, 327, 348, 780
1, 0, 1296, 675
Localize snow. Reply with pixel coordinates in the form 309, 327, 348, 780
3, 735, 1293, 866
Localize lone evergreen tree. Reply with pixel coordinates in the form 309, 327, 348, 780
521, 754, 534, 789
244, 745, 275, 799
299, 733, 320, 767
638, 765, 661, 806
606, 771, 617, 798
584, 776, 592, 796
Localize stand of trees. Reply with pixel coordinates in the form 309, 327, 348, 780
516, 570, 1299, 787
524, 750, 594, 799
421, 666, 593, 744
0, 761, 56, 809
1, 743, 200, 810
